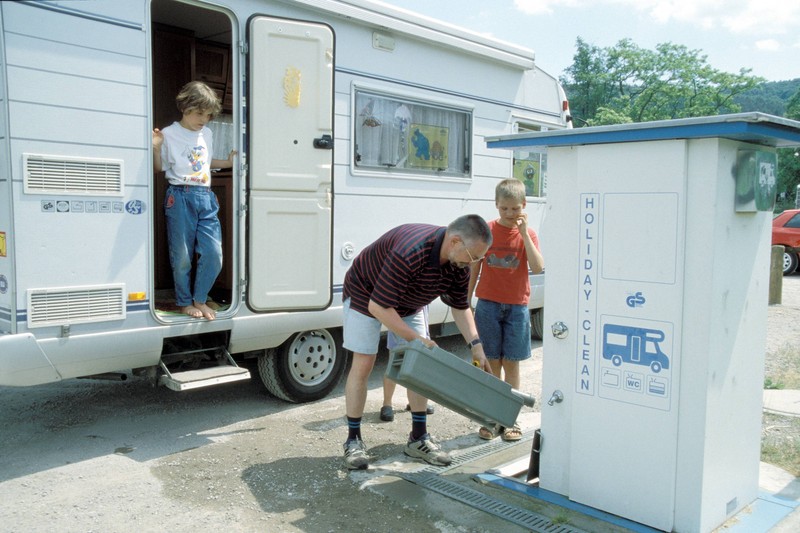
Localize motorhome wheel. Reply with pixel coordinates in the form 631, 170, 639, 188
257, 329, 347, 403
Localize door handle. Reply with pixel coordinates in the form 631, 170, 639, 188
313, 134, 333, 149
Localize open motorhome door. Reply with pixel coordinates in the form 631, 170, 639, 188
247, 16, 334, 312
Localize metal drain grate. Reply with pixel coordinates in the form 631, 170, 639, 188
400, 472, 587, 533
414, 432, 533, 475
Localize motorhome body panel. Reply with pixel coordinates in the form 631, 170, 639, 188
0, 5, 12, 336
0, 0, 568, 392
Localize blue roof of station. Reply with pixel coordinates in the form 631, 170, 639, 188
486, 113, 800, 150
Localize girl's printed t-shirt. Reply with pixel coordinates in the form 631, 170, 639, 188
160, 122, 214, 187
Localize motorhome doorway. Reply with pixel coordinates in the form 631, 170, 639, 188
150, 0, 236, 317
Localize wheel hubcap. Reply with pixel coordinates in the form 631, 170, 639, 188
287, 330, 336, 386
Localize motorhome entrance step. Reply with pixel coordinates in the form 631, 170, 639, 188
158, 349, 250, 391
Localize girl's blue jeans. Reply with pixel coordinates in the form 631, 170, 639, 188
164, 185, 223, 307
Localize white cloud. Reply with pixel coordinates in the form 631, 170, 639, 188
513, 0, 800, 36
755, 39, 781, 51
513, 0, 581, 16
721, 1, 800, 35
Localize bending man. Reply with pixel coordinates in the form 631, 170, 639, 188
341, 214, 492, 470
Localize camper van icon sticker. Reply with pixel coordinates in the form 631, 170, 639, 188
602, 323, 670, 373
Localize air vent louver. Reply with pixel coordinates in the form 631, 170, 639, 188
27, 285, 126, 328
24, 153, 123, 195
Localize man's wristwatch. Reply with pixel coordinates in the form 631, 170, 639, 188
468, 338, 482, 348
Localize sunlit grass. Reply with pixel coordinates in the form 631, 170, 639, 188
764, 344, 800, 389
762, 413, 800, 477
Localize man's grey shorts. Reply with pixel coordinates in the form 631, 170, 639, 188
342, 298, 428, 355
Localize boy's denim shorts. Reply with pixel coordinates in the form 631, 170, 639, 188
475, 299, 531, 361
342, 298, 428, 355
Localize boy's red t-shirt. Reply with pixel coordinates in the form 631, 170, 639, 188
475, 219, 540, 305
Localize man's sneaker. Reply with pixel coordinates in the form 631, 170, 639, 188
404, 433, 452, 466
343, 438, 369, 470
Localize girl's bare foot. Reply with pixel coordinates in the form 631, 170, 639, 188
193, 301, 216, 320
180, 305, 203, 318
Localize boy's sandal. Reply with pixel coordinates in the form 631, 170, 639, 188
478, 426, 496, 440
501, 425, 523, 442
379, 405, 394, 422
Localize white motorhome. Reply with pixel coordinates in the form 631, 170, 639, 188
0, 0, 571, 402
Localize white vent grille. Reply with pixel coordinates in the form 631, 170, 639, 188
24, 153, 123, 196
27, 284, 126, 328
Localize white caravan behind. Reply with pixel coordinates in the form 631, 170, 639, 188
0, 0, 571, 402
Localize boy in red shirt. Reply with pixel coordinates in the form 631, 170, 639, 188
467, 179, 544, 441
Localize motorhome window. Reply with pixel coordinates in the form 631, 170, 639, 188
354, 91, 470, 176
513, 123, 547, 198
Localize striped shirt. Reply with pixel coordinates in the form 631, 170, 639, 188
343, 224, 471, 318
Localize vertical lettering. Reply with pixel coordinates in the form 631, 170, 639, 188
576, 193, 599, 396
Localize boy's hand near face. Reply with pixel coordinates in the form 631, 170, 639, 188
516, 211, 529, 233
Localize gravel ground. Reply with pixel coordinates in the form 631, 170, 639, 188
0, 333, 535, 533
763, 272, 800, 384
761, 272, 800, 478
0, 275, 797, 533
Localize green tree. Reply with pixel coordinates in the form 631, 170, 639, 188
777, 88, 800, 209
561, 37, 612, 125
561, 38, 764, 126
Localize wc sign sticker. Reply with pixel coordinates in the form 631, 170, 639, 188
599, 315, 673, 411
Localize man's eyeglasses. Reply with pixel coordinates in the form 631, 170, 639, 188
462, 241, 483, 264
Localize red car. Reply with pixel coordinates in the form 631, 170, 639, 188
773, 209, 800, 275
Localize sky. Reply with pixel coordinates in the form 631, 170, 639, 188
382, 0, 800, 83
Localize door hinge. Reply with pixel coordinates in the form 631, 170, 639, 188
239, 40, 248, 54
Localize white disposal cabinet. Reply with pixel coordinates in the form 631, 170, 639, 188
487, 113, 800, 532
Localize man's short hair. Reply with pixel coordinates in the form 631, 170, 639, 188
448, 214, 492, 247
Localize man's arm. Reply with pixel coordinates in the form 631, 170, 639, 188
367, 300, 436, 348
451, 307, 490, 372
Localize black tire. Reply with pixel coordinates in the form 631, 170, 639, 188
531, 308, 544, 340
257, 328, 348, 403
783, 251, 799, 276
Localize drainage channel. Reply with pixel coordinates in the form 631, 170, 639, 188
416, 432, 533, 475
397, 433, 588, 533
399, 471, 587, 533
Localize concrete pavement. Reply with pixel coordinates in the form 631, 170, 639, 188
763, 389, 800, 419
354, 391, 800, 532
751, 389, 800, 532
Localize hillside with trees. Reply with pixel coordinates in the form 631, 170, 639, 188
735, 79, 800, 116
560, 37, 800, 209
